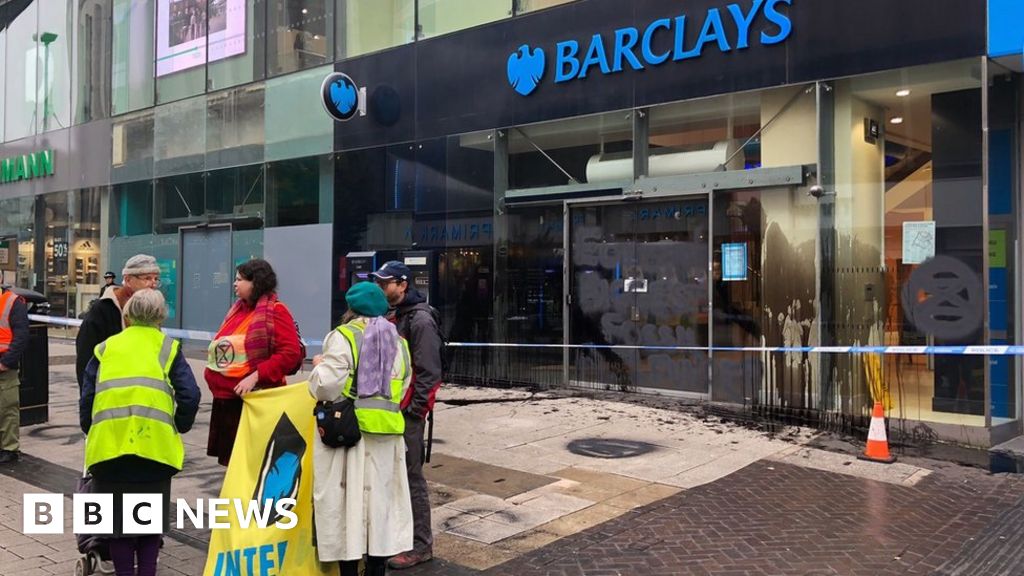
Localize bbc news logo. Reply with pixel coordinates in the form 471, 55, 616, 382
23, 494, 298, 534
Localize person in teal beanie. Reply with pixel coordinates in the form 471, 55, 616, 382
308, 281, 413, 576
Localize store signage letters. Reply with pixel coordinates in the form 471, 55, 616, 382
0, 150, 55, 184
507, 0, 793, 96
404, 219, 494, 247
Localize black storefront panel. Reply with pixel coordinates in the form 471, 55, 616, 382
332, 45, 418, 153
408, 0, 984, 140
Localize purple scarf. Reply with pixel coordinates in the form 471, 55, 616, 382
356, 317, 399, 398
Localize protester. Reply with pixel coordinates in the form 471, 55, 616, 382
0, 284, 29, 464
372, 261, 443, 569
79, 289, 200, 576
309, 281, 413, 576
76, 255, 161, 391
204, 259, 301, 466
99, 271, 118, 298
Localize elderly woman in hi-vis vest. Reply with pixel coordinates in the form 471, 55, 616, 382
80, 289, 200, 576
308, 281, 413, 576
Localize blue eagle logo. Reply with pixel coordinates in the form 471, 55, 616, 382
252, 414, 305, 525
507, 44, 546, 96
330, 76, 358, 116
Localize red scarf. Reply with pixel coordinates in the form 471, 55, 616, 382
219, 293, 278, 367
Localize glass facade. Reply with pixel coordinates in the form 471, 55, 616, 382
0, 0, 1018, 445
335, 0, 414, 60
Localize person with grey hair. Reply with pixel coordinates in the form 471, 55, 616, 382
79, 289, 200, 576
76, 254, 163, 391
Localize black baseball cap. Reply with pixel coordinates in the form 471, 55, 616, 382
370, 261, 411, 282
103, 271, 116, 279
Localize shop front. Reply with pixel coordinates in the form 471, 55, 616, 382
0, 0, 1018, 447
324, 0, 1020, 446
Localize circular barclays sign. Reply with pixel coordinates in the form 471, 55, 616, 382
321, 72, 361, 122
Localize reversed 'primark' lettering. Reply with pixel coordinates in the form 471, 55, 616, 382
0, 150, 56, 184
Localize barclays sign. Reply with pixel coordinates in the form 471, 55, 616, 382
507, 0, 793, 96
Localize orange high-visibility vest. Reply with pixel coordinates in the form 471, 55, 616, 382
0, 290, 19, 355
206, 309, 257, 378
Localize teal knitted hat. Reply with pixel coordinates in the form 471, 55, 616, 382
346, 281, 389, 317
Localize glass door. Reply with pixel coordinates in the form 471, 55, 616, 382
567, 196, 710, 394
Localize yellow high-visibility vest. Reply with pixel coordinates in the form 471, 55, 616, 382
337, 321, 410, 435
85, 326, 185, 471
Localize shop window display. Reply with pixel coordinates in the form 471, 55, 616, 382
0, 197, 35, 290
832, 59, 990, 427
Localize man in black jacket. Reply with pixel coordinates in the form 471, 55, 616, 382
372, 261, 442, 570
75, 255, 161, 390
0, 285, 29, 464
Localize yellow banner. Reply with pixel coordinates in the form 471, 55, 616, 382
204, 383, 339, 576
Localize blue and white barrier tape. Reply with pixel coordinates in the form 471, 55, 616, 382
31, 315, 326, 347
447, 342, 1022, 356
32, 315, 1021, 356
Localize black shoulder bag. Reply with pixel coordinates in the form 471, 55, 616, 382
313, 337, 361, 448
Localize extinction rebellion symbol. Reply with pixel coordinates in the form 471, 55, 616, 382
215, 340, 235, 369
902, 255, 983, 340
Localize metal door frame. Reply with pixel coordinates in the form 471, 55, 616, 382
562, 190, 713, 399
178, 223, 233, 332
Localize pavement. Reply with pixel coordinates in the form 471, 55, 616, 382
1, 338, 1023, 575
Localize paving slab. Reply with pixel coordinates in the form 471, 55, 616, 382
768, 445, 933, 486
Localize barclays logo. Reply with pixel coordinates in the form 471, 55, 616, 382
507, 45, 546, 96
506, 0, 793, 97
321, 72, 364, 122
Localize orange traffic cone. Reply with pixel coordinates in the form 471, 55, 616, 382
859, 401, 896, 463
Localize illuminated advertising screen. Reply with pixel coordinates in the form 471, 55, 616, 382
156, 0, 246, 76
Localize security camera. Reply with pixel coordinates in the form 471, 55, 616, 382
808, 185, 826, 199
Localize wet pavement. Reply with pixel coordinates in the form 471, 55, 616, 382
404, 460, 1024, 576
3, 339, 1024, 575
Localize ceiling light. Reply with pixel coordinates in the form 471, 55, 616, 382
896, 89, 911, 97
301, 8, 308, 14
890, 117, 904, 125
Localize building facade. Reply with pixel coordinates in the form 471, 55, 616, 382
0, 0, 1021, 447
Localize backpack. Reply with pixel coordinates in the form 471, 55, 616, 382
290, 320, 308, 375
270, 300, 307, 375
401, 304, 450, 378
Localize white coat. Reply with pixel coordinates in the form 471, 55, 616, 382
308, 317, 414, 562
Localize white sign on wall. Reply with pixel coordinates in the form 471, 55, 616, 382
902, 221, 936, 264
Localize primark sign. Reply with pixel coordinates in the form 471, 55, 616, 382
506, 0, 793, 96
0, 149, 55, 185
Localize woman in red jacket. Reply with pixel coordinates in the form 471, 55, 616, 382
205, 259, 302, 466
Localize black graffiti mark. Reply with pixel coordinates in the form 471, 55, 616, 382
566, 438, 657, 459
902, 255, 982, 340
27, 424, 83, 446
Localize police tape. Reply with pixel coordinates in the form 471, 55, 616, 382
29, 314, 1020, 356
28, 314, 327, 347
448, 342, 1024, 356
